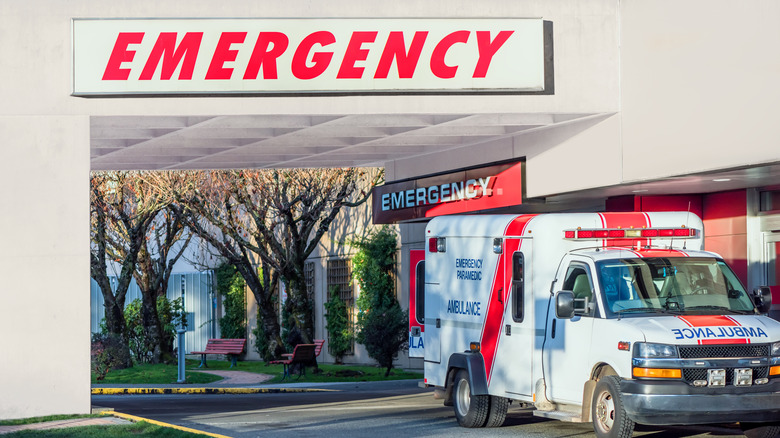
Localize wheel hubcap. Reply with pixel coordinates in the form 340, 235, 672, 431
595, 390, 615, 431
456, 379, 471, 417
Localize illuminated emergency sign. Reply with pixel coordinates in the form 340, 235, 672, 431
381, 177, 493, 211
72, 18, 545, 95
372, 160, 524, 224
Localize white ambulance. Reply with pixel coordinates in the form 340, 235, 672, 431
410, 212, 780, 438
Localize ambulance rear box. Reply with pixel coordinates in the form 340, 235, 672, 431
410, 212, 780, 438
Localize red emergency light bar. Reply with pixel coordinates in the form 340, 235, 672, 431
563, 227, 697, 240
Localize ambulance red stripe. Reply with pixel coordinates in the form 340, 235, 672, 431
480, 215, 535, 385
676, 315, 749, 345
598, 212, 651, 247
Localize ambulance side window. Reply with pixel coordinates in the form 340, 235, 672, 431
562, 263, 596, 317
415, 261, 425, 324
512, 252, 524, 322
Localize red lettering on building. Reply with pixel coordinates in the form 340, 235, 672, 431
374, 31, 428, 79
292, 31, 336, 80
243, 32, 289, 80
430, 31, 470, 79
206, 32, 247, 80
337, 31, 378, 79
139, 32, 203, 80
473, 31, 513, 78
102, 32, 144, 80
98, 28, 520, 83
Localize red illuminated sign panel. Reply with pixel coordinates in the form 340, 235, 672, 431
372, 161, 524, 223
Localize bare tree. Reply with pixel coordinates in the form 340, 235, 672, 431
162, 168, 381, 359
159, 170, 285, 360
132, 206, 192, 364
251, 168, 381, 348
90, 171, 165, 367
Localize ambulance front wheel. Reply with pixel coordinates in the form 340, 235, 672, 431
453, 369, 489, 428
592, 376, 635, 438
740, 422, 780, 438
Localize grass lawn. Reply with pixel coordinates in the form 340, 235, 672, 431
92, 358, 422, 385
1, 420, 204, 437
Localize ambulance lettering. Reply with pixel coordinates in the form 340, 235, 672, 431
447, 299, 482, 316
672, 326, 768, 340
409, 334, 424, 349
674, 315, 768, 344
455, 258, 483, 281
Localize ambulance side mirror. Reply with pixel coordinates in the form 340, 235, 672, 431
555, 291, 575, 319
751, 286, 772, 314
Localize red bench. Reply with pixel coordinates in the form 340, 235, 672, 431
282, 339, 325, 359
270, 343, 317, 380
191, 338, 246, 368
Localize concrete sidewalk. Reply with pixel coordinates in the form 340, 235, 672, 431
90, 369, 339, 394
0, 415, 132, 435
2, 370, 328, 436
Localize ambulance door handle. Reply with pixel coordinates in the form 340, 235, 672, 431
505, 324, 511, 336
436, 318, 441, 328
551, 319, 557, 338
497, 287, 503, 304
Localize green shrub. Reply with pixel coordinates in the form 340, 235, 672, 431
123, 297, 186, 364
352, 227, 408, 376
216, 264, 247, 339
324, 285, 353, 363
91, 332, 130, 379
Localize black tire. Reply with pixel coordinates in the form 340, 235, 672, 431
591, 376, 635, 438
452, 369, 489, 428
484, 395, 509, 427
741, 423, 780, 438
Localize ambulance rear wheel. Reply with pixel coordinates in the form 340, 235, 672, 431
453, 369, 489, 428
592, 376, 635, 438
484, 395, 509, 427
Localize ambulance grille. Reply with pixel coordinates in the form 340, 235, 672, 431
683, 367, 770, 384
677, 344, 769, 359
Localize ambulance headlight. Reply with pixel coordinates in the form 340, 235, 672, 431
772, 341, 780, 357
634, 342, 678, 358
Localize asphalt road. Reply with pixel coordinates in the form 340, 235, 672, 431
92, 380, 749, 438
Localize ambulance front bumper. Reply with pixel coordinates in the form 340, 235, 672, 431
619, 379, 780, 425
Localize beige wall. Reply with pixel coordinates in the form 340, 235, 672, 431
619, 0, 780, 182
0, 116, 90, 419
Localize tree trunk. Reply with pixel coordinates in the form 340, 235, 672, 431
98, 284, 133, 368
283, 274, 314, 344
140, 289, 167, 364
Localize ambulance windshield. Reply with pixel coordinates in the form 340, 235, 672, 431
596, 257, 756, 317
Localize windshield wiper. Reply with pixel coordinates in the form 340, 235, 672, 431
685, 305, 753, 315
614, 307, 671, 320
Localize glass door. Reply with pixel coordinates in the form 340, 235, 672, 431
762, 232, 780, 320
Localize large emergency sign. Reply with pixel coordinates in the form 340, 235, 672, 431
72, 18, 545, 95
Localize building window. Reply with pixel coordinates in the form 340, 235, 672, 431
327, 258, 354, 355
760, 190, 780, 212
327, 259, 353, 305
304, 261, 315, 301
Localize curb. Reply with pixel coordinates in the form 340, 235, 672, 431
108, 411, 231, 438
92, 387, 335, 395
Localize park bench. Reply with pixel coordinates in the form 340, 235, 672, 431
282, 339, 325, 360
269, 343, 317, 380
191, 338, 246, 368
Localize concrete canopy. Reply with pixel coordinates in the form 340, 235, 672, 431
90, 113, 596, 171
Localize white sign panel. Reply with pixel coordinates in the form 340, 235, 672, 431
72, 18, 545, 96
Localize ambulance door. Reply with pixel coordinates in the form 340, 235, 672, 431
408, 249, 425, 357
544, 257, 597, 404
498, 244, 534, 397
